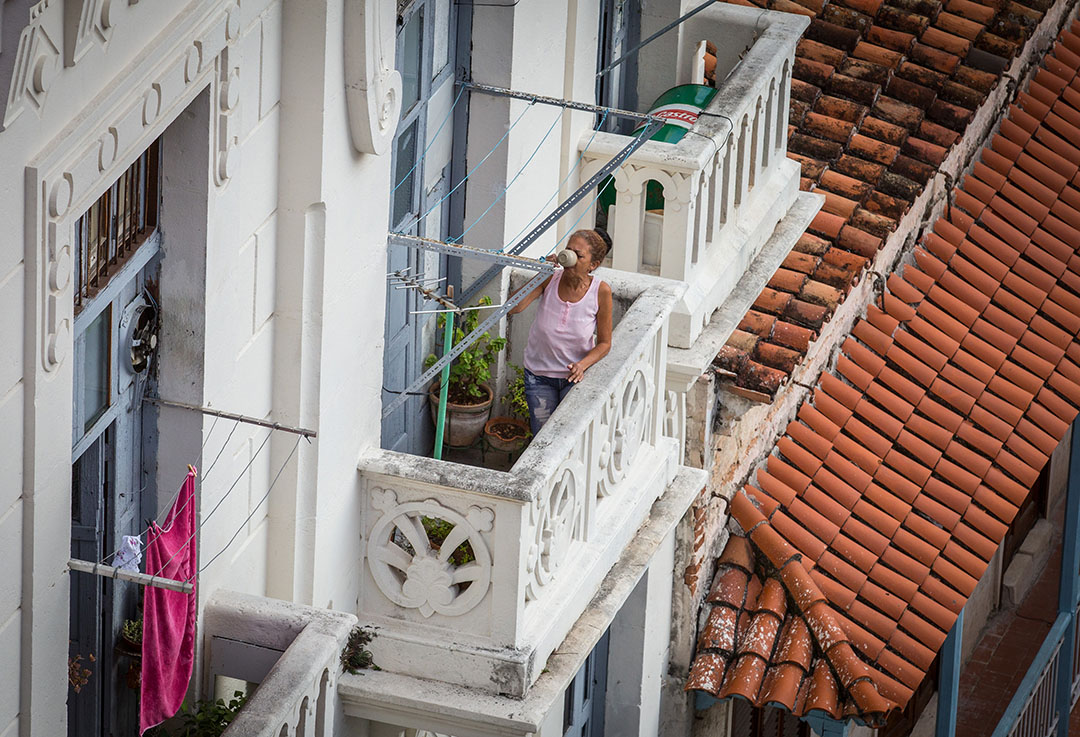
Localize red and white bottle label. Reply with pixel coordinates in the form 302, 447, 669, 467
650, 103, 702, 130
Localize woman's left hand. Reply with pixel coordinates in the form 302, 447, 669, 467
567, 362, 586, 383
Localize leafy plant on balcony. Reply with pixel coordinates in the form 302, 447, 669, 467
122, 617, 142, 646
424, 296, 507, 405
144, 691, 247, 737
502, 363, 530, 423
341, 626, 381, 674
421, 516, 476, 565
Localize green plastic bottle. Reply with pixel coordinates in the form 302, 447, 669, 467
598, 84, 718, 218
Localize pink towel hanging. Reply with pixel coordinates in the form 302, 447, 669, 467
140, 467, 198, 734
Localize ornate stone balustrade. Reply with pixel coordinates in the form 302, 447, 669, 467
205, 590, 357, 737
356, 274, 686, 697
579, 4, 809, 348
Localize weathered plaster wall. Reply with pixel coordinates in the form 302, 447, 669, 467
4, 1, 397, 733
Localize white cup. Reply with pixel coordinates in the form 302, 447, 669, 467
557, 249, 577, 268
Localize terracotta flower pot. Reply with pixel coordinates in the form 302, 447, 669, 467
429, 383, 493, 448
484, 416, 529, 452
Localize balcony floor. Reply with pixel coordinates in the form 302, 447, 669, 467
441, 442, 518, 472
955, 521, 1067, 737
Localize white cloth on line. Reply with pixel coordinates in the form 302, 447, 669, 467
115, 535, 143, 573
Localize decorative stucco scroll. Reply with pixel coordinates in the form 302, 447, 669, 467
31, 0, 238, 371
597, 364, 653, 498
343, 0, 401, 155
4, 0, 61, 130
525, 453, 586, 601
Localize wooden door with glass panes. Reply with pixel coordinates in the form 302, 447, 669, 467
382, 0, 462, 455
69, 142, 161, 737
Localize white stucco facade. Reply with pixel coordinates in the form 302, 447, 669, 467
2, 1, 814, 736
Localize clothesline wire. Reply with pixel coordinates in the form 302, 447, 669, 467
546, 176, 616, 256
192, 434, 304, 579
502, 108, 610, 251
149, 427, 275, 578
450, 107, 563, 244
154, 415, 236, 530
541, 121, 649, 257
405, 97, 535, 232
391, 86, 466, 195
95, 413, 227, 566
150, 416, 241, 547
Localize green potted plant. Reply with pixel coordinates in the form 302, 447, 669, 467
118, 618, 143, 690
426, 296, 507, 448
484, 363, 530, 453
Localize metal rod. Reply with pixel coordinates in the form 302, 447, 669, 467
382, 269, 549, 418
390, 270, 461, 312
68, 558, 195, 594
596, 0, 719, 80
458, 115, 662, 305
461, 81, 658, 121
411, 302, 505, 315
143, 397, 317, 438
388, 233, 557, 271
433, 293, 454, 460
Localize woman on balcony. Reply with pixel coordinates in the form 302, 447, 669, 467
509, 228, 614, 434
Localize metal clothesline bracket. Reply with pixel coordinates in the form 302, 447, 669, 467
68, 558, 195, 594
143, 397, 317, 438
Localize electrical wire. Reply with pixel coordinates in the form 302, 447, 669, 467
502, 109, 610, 251
451, 107, 563, 243
406, 97, 535, 232
382, 385, 430, 396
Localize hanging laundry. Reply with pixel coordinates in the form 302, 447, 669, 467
114, 535, 143, 573
140, 467, 198, 735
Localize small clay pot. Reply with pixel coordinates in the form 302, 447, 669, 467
484, 416, 529, 452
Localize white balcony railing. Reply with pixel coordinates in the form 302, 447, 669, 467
357, 274, 685, 696
579, 4, 809, 348
204, 590, 357, 737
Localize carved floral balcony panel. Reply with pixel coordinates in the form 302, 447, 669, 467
579, 4, 811, 349
357, 275, 687, 696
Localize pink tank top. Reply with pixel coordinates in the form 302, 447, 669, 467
524, 270, 602, 378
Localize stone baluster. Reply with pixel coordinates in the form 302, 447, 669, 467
762, 84, 774, 170
776, 60, 791, 155
749, 99, 761, 190
691, 169, 707, 265
659, 171, 698, 281
716, 136, 735, 238
734, 115, 749, 207
703, 150, 720, 246
610, 174, 645, 273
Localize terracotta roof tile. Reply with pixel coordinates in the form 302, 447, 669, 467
695, 31, 1080, 725
689, 531, 900, 723
713, 0, 1056, 399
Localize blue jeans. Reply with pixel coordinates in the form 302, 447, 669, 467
523, 368, 574, 435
